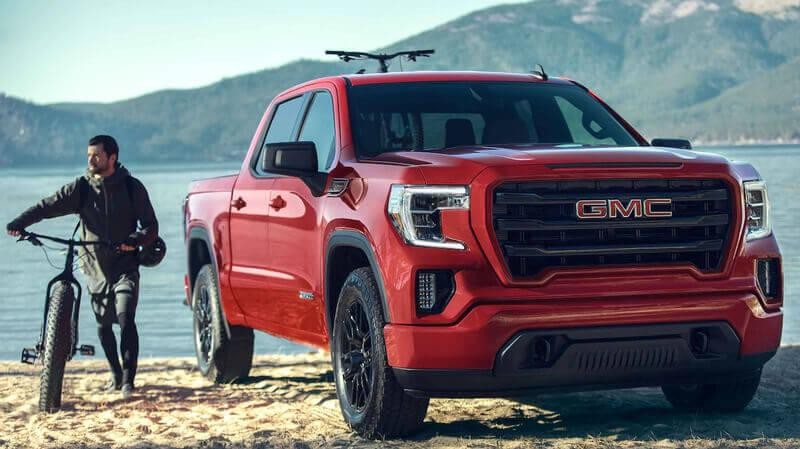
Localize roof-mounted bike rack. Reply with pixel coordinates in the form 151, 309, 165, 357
326, 49, 435, 73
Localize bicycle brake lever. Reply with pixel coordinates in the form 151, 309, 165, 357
18, 235, 43, 246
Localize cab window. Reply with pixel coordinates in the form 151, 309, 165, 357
298, 91, 336, 172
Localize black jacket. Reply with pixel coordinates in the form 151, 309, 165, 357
8, 164, 158, 294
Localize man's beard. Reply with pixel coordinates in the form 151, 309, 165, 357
88, 162, 107, 174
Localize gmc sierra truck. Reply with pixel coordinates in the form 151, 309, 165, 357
183, 70, 783, 437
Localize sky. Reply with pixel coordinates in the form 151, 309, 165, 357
0, 0, 509, 104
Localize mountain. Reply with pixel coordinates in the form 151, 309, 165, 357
0, 94, 158, 165
1, 0, 798, 166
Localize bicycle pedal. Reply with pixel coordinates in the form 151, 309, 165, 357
21, 348, 38, 365
79, 345, 95, 356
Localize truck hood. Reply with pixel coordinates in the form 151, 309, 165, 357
369, 144, 732, 184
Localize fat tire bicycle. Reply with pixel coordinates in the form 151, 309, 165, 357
17, 230, 108, 412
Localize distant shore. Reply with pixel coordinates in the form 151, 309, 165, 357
0, 143, 798, 171
1, 346, 798, 449
693, 140, 800, 147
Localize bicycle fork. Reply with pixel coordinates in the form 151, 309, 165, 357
21, 274, 95, 364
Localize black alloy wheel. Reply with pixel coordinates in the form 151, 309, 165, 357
193, 283, 214, 372
332, 267, 428, 438
192, 264, 254, 383
338, 300, 374, 412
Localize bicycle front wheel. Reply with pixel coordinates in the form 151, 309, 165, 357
39, 282, 74, 412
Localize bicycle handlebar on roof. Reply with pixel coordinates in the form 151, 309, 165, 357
326, 49, 435, 73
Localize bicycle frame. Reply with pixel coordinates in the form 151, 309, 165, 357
20, 231, 108, 364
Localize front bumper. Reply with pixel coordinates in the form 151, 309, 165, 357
383, 292, 782, 396
391, 321, 776, 397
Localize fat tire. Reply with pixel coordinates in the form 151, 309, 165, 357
39, 282, 74, 413
193, 264, 253, 383
332, 267, 429, 438
662, 369, 762, 413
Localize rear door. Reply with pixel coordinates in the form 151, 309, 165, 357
266, 87, 338, 343
229, 94, 305, 324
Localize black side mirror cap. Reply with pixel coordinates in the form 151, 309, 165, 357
261, 141, 328, 197
262, 141, 319, 175
651, 138, 692, 149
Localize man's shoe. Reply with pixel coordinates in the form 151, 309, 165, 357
121, 383, 135, 399
103, 377, 122, 393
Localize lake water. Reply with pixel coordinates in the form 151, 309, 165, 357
0, 146, 797, 361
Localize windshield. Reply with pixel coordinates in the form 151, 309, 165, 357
348, 81, 640, 158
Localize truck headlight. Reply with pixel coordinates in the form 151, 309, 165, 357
744, 180, 770, 240
387, 185, 469, 250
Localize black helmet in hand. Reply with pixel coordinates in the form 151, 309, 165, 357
138, 236, 167, 268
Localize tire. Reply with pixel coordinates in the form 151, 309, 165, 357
39, 282, 74, 413
332, 267, 429, 438
662, 369, 762, 413
192, 264, 254, 383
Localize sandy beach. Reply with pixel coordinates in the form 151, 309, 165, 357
0, 346, 798, 449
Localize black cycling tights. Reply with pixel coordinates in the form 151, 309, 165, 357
98, 315, 138, 386
95, 288, 139, 386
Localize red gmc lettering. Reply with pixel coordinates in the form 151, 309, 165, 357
577, 198, 673, 219
609, 199, 643, 218
575, 200, 607, 219
644, 198, 673, 218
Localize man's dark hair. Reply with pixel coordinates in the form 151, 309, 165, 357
89, 135, 119, 159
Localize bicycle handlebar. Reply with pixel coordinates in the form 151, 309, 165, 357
325, 49, 434, 62
18, 230, 110, 248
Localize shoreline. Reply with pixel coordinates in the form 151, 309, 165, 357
1, 345, 798, 449
693, 140, 800, 147
1, 143, 798, 171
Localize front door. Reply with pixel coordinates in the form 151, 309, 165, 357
265, 89, 337, 344
229, 94, 305, 324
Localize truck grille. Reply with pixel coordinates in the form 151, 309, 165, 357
492, 179, 733, 278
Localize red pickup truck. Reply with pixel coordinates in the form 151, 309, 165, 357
183, 71, 783, 437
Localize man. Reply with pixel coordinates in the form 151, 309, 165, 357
6, 135, 158, 399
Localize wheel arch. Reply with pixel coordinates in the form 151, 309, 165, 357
325, 230, 391, 338
187, 226, 232, 338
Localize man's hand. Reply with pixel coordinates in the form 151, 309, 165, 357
6, 222, 22, 237
118, 236, 137, 252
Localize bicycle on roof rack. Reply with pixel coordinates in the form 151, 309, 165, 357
17, 229, 109, 412
326, 49, 435, 73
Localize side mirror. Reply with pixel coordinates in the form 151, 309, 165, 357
262, 141, 319, 176
651, 138, 692, 149
261, 141, 328, 197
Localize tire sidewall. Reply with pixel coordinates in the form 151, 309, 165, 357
39, 282, 74, 412
662, 369, 762, 412
332, 269, 385, 429
192, 265, 222, 377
